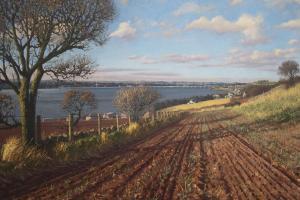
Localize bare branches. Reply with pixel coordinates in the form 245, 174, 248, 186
62, 90, 97, 125
0, 0, 115, 82
45, 55, 94, 80
114, 87, 161, 121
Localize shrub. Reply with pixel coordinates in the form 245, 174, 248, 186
1, 137, 49, 168
101, 132, 109, 143
243, 84, 274, 97
125, 122, 140, 135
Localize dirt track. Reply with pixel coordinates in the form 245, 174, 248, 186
2, 112, 299, 199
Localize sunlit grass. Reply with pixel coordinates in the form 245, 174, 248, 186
125, 122, 140, 135
1, 137, 49, 168
234, 84, 300, 122
162, 98, 230, 112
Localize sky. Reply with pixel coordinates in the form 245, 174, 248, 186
88, 0, 300, 82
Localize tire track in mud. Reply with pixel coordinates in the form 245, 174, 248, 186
15, 120, 188, 200
84, 126, 190, 199
140, 126, 193, 200
138, 117, 201, 200
72, 118, 196, 199
204, 113, 300, 200
4, 112, 300, 200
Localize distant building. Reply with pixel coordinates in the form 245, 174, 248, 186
85, 113, 99, 121
187, 100, 196, 104
225, 93, 234, 99
103, 112, 115, 119
213, 94, 221, 99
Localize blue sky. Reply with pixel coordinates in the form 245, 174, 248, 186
88, 0, 300, 82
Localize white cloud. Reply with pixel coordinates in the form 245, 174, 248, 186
230, 0, 243, 6
288, 39, 300, 45
226, 48, 299, 68
264, 0, 300, 7
279, 19, 300, 29
128, 55, 159, 64
163, 54, 209, 63
110, 22, 136, 40
129, 54, 209, 64
143, 21, 182, 38
173, 2, 213, 16
186, 14, 267, 45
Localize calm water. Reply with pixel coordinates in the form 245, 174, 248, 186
2, 87, 223, 118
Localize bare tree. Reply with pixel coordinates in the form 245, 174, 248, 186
62, 90, 97, 126
0, 93, 18, 128
278, 60, 300, 87
114, 86, 160, 122
0, 0, 115, 143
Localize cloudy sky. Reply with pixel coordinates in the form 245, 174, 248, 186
89, 0, 300, 82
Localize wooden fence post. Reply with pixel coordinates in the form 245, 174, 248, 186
68, 114, 73, 141
128, 115, 131, 125
152, 111, 155, 122
35, 115, 41, 144
97, 113, 102, 135
116, 114, 119, 131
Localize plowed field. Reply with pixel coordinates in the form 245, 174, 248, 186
1, 113, 299, 200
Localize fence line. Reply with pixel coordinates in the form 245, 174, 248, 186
0, 111, 184, 143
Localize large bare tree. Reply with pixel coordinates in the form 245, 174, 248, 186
114, 86, 160, 122
278, 60, 299, 87
0, 0, 115, 143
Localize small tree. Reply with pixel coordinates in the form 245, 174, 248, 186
62, 90, 97, 126
278, 60, 300, 87
0, 93, 18, 127
113, 86, 160, 122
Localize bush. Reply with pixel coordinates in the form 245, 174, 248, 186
52, 136, 102, 161
243, 84, 274, 97
101, 132, 109, 143
1, 137, 49, 168
125, 122, 140, 135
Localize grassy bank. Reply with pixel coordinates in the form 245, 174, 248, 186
233, 84, 300, 122
162, 98, 230, 112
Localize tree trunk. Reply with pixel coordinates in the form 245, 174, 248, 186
18, 68, 43, 144
19, 80, 36, 144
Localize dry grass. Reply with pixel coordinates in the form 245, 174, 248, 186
125, 122, 140, 135
234, 84, 300, 122
162, 98, 230, 112
101, 132, 109, 143
1, 137, 49, 168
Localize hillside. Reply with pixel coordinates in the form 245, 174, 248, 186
161, 98, 230, 112
234, 84, 300, 122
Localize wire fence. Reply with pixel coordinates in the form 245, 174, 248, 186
0, 111, 182, 144
0, 115, 130, 143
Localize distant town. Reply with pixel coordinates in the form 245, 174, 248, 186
0, 80, 247, 90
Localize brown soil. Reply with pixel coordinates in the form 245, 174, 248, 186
0, 113, 299, 200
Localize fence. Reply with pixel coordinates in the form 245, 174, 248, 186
0, 111, 184, 144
